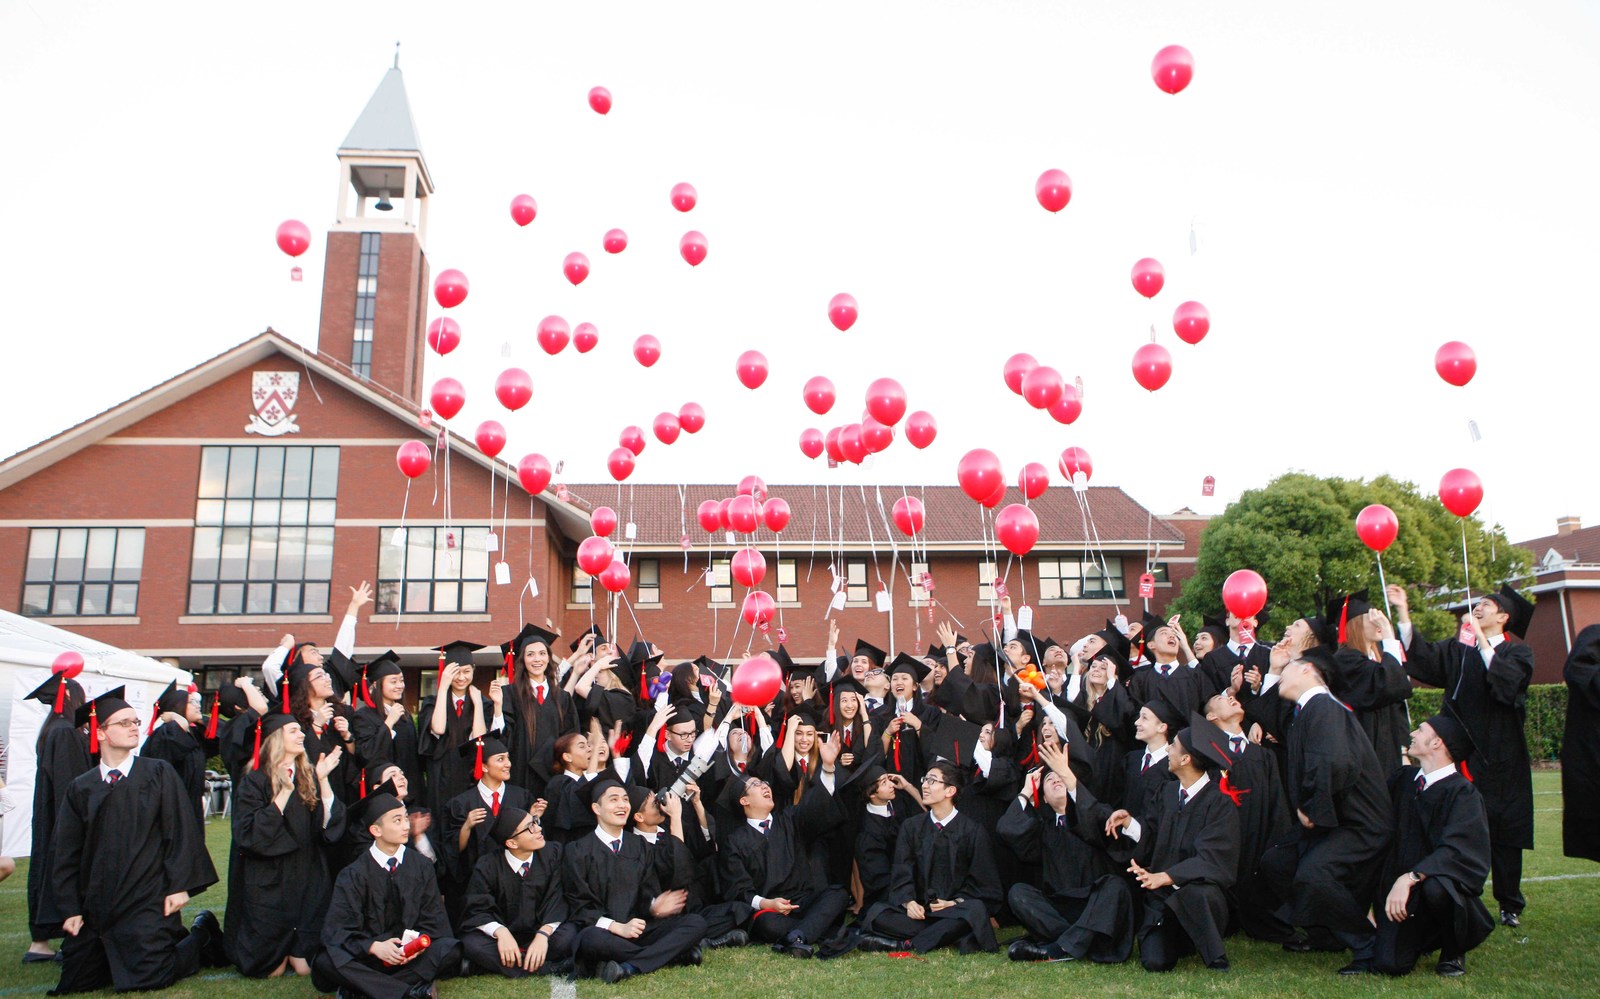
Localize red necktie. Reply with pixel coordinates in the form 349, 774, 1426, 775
738, 762, 747, 773
536, 686, 545, 705
454, 698, 463, 718
1142, 752, 1152, 772
491, 790, 501, 815
1415, 774, 1426, 795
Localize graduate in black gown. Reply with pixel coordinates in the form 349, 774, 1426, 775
1324, 594, 1414, 772
1373, 713, 1495, 977
418, 641, 491, 817
1124, 616, 1209, 718
1197, 611, 1273, 709
22, 673, 90, 962
1000, 741, 1132, 964
541, 732, 601, 844
500, 625, 579, 801
314, 790, 459, 999
1066, 648, 1134, 804
1396, 582, 1537, 926
440, 737, 530, 930
283, 657, 361, 811
351, 651, 426, 803
870, 654, 934, 785
846, 764, 923, 914
459, 805, 576, 977
1118, 698, 1182, 817
1561, 624, 1600, 864
140, 681, 208, 834
628, 785, 748, 947
226, 712, 347, 978
563, 778, 708, 985
216, 679, 271, 790
1096, 716, 1242, 972
45, 689, 224, 994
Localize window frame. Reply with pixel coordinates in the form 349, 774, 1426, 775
776, 557, 799, 605
375, 525, 491, 614
21, 526, 145, 617
635, 558, 661, 604
844, 559, 870, 605
1036, 556, 1125, 601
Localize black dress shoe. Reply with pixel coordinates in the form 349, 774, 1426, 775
1281, 936, 1312, 953
1436, 955, 1466, 977
784, 939, 815, 959
703, 929, 749, 949
1337, 961, 1372, 976
401, 984, 436, 999
21, 952, 56, 965
1500, 910, 1521, 928
676, 946, 703, 967
189, 910, 227, 967
859, 933, 909, 954
600, 960, 633, 984
1007, 940, 1052, 962
541, 957, 576, 978
1208, 957, 1231, 972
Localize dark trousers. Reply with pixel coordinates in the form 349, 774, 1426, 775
1137, 884, 1230, 971
1008, 881, 1133, 963
747, 888, 848, 945
575, 915, 707, 975
310, 938, 459, 999
1374, 879, 1476, 975
462, 924, 576, 977
866, 909, 968, 954
51, 914, 201, 994
696, 901, 747, 941
1491, 840, 1525, 914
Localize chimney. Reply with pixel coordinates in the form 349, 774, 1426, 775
1557, 516, 1581, 536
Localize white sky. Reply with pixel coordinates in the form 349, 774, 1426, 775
3, 0, 1597, 544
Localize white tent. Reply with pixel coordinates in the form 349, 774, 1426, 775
0, 610, 191, 856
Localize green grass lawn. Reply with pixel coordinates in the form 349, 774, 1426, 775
0, 772, 1592, 998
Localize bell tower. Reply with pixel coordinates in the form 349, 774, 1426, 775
317, 57, 433, 406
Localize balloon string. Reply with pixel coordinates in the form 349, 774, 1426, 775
1459, 518, 1473, 608
1376, 551, 1392, 621
394, 481, 411, 631
678, 484, 690, 575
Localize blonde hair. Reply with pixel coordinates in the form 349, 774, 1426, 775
263, 727, 319, 810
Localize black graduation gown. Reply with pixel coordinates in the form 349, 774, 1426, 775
561, 830, 663, 927
320, 848, 455, 988
502, 686, 579, 801
28, 717, 91, 940
218, 709, 260, 789
1329, 647, 1414, 772
1406, 632, 1535, 850
1561, 626, 1600, 861
1222, 740, 1291, 883
441, 782, 532, 927
417, 693, 486, 816
854, 802, 914, 912
997, 796, 1132, 962
1126, 663, 1208, 722
351, 703, 425, 803
1068, 686, 1133, 805
460, 842, 568, 946
579, 685, 640, 736
1198, 643, 1272, 707
141, 721, 208, 833
868, 699, 935, 783
865, 810, 1002, 952
539, 772, 597, 845
45, 757, 219, 993
718, 780, 841, 912
226, 769, 347, 975
1118, 746, 1178, 816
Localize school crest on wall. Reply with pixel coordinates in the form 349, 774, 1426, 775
245, 371, 301, 436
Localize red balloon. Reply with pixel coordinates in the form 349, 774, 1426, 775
736, 350, 769, 390
577, 535, 615, 575
510, 195, 537, 227
599, 558, 631, 593
633, 335, 661, 368
591, 506, 619, 538
607, 447, 635, 482
696, 499, 722, 533
839, 424, 867, 464
957, 449, 1004, 502
1022, 365, 1064, 409
860, 417, 894, 454
717, 498, 734, 530
1173, 301, 1210, 345
865, 377, 908, 426
434, 269, 469, 309
537, 315, 570, 355
603, 228, 628, 254
619, 426, 646, 456
1131, 258, 1165, 299
731, 655, 781, 706
799, 428, 825, 459
429, 378, 465, 421
731, 548, 767, 587
1003, 353, 1038, 395
824, 427, 845, 462
762, 497, 791, 533
1434, 341, 1477, 387
996, 503, 1040, 556
427, 317, 461, 356
728, 495, 760, 533
678, 402, 705, 433
803, 376, 836, 415
474, 420, 506, 459
981, 482, 1006, 509
653, 412, 681, 445
1059, 446, 1093, 484
1048, 385, 1082, 424
563, 252, 590, 286
671, 182, 698, 212
892, 496, 926, 537
1018, 462, 1050, 500
588, 86, 612, 114
275, 219, 311, 257
737, 475, 768, 502
573, 322, 599, 353
52, 650, 85, 679
828, 293, 859, 332
495, 368, 533, 411
1152, 45, 1195, 95
1355, 504, 1399, 552
1035, 169, 1072, 213
1439, 468, 1483, 518
1131, 343, 1173, 392
679, 231, 707, 266
396, 441, 431, 479
516, 454, 552, 494
741, 590, 776, 627
1221, 569, 1268, 619
905, 411, 938, 449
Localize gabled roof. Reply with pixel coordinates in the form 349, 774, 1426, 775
555, 482, 1186, 551
340, 67, 424, 154
1517, 523, 1600, 567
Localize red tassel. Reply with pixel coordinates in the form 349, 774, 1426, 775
250, 719, 262, 770
656, 726, 669, 753
1217, 771, 1250, 807
892, 733, 901, 771
613, 732, 633, 756
1031, 776, 1040, 808
281, 676, 290, 714
1459, 760, 1473, 782
88, 711, 99, 755
205, 693, 220, 740
1338, 597, 1351, 644
148, 703, 160, 735
437, 650, 446, 685
474, 740, 485, 782
954, 740, 961, 766
54, 681, 66, 715
361, 665, 375, 710
360, 771, 367, 798
639, 666, 648, 702
505, 650, 515, 685
828, 689, 835, 728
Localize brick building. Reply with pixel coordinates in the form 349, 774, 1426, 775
1510, 516, 1600, 683
0, 67, 1203, 703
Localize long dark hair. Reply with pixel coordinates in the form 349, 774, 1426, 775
509, 639, 567, 762
667, 661, 700, 703
37, 678, 86, 754
832, 692, 867, 755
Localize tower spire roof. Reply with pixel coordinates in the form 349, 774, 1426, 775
340, 67, 423, 155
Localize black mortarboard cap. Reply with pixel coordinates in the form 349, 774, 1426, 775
569, 624, 604, 654
792, 705, 825, 729
1143, 697, 1184, 735
690, 655, 722, 674
257, 710, 299, 744
366, 650, 403, 680
25, 673, 80, 710
364, 759, 404, 788
888, 651, 929, 682
1089, 643, 1129, 675
852, 640, 887, 668
587, 776, 627, 807
1095, 620, 1132, 661
1295, 645, 1341, 692
1324, 593, 1372, 644
920, 712, 984, 768
155, 680, 189, 715
925, 643, 947, 661
768, 645, 796, 676
1486, 584, 1535, 638
717, 772, 763, 813
75, 686, 129, 729
489, 805, 533, 844
323, 649, 359, 700
1182, 712, 1239, 771
1299, 614, 1336, 648
831, 676, 868, 699
1427, 706, 1476, 764
1040, 636, 1065, 655
504, 623, 560, 662
626, 784, 652, 819
458, 736, 510, 761
218, 684, 250, 717
351, 786, 405, 829
666, 701, 703, 731
432, 639, 485, 666
1012, 630, 1043, 665
1203, 613, 1226, 630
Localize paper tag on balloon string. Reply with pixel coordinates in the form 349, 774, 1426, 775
680, 534, 691, 551
485, 532, 499, 553
1468, 419, 1481, 443
625, 522, 637, 540
1074, 375, 1085, 401
994, 579, 1008, 600
876, 588, 892, 613
1237, 625, 1255, 645
1017, 605, 1034, 630
1071, 472, 1089, 493
1201, 476, 1216, 497
418, 411, 433, 429
920, 571, 935, 593
829, 591, 847, 613
830, 567, 845, 595
1113, 613, 1130, 635
1138, 573, 1156, 600
725, 531, 736, 546
775, 626, 788, 644
555, 483, 570, 501
1189, 223, 1199, 255
390, 527, 407, 547
494, 561, 511, 585
758, 621, 772, 635
501, 342, 512, 358
828, 458, 838, 469
1458, 619, 1475, 647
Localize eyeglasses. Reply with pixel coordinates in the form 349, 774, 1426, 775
102, 718, 143, 730
920, 775, 945, 787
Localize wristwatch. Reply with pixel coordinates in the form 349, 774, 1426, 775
1409, 871, 1424, 883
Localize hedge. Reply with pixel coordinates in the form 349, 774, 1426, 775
1409, 683, 1566, 761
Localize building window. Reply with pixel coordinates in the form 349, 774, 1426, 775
845, 559, 870, 604
571, 564, 593, 605
1148, 562, 1170, 582
978, 561, 999, 602
376, 526, 489, 613
776, 558, 799, 604
636, 559, 661, 603
908, 560, 930, 606
708, 557, 732, 604
188, 445, 339, 615
353, 232, 379, 379
1037, 557, 1126, 600
22, 527, 144, 616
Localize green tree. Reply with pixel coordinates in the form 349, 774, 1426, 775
1168, 473, 1532, 640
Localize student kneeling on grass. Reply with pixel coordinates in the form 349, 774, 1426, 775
459, 805, 577, 978
315, 787, 460, 999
